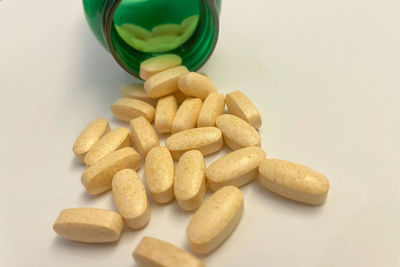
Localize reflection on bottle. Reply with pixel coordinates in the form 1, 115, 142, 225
115, 15, 199, 53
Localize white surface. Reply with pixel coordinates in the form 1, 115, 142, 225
1, 0, 400, 266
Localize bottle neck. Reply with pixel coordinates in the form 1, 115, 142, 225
103, 0, 220, 79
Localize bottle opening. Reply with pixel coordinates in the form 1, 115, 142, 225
113, 0, 200, 53
107, 0, 219, 78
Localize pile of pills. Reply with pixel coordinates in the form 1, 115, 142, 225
53, 54, 330, 266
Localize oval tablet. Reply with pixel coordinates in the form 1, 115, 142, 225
144, 35, 181, 53
225, 90, 262, 129
53, 208, 123, 243
187, 186, 243, 254
197, 93, 225, 127
178, 17, 197, 45
116, 25, 147, 50
82, 147, 142, 195
258, 159, 329, 205
216, 114, 261, 150
144, 66, 189, 98
152, 24, 182, 36
140, 54, 182, 80
133, 237, 205, 267
155, 95, 178, 133
206, 146, 266, 191
171, 98, 202, 134
174, 150, 206, 211
145, 146, 174, 203
130, 116, 159, 156
120, 83, 158, 106
112, 169, 150, 229
84, 127, 131, 165
121, 23, 152, 40
72, 118, 110, 162
178, 72, 217, 100
111, 98, 155, 123
181, 15, 199, 29
166, 127, 223, 160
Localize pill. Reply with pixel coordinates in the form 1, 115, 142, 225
112, 169, 150, 229
143, 35, 182, 53
171, 98, 202, 134
174, 150, 206, 211
178, 72, 217, 100
111, 98, 155, 123
130, 116, 159, 156
140, 54, 182, 80
115, 25, 146, 50
120, 83, 158, 106
84, 127, 131, 165
187, 186, 243, 254
166, 127, 223, 160
132, 36, 149, 51
82, 147, 142, 195
121, 23, 152, 40
173, 90, 188, 104
72, 118, 110, 162
181, 15, 199, 30
178, 24, 197, 46
133, 237, 205, 267
155, 95, 178, 133
180, 15, 199, 44
145, 146, 175, 203
216, 114, 261, 150
144, 66, 189, 98
175, 39, 191, 50
197, 93, 225, 127
206, 146, 266, 191
152, 24, 182, 36
143, 65, 188, 98
131, 37, 148, 52
258, 159, 329, 205
53, 208, 123, 243
225, 90, 262, 129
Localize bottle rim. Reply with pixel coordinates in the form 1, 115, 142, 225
103, 0, 220, 79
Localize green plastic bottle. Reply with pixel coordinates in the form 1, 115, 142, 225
83, 0, 221, 79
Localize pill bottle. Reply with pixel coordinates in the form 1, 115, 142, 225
83, 0, 221, 79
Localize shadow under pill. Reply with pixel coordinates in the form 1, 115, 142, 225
69, 158, 86, 171
110, 117, 130, 128
251, 180, 326, 215
169, 201, 196, 219
78, 189, 112, 203
50, 236, 120, 254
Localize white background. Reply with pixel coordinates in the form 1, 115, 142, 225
1, 0, 399, 266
